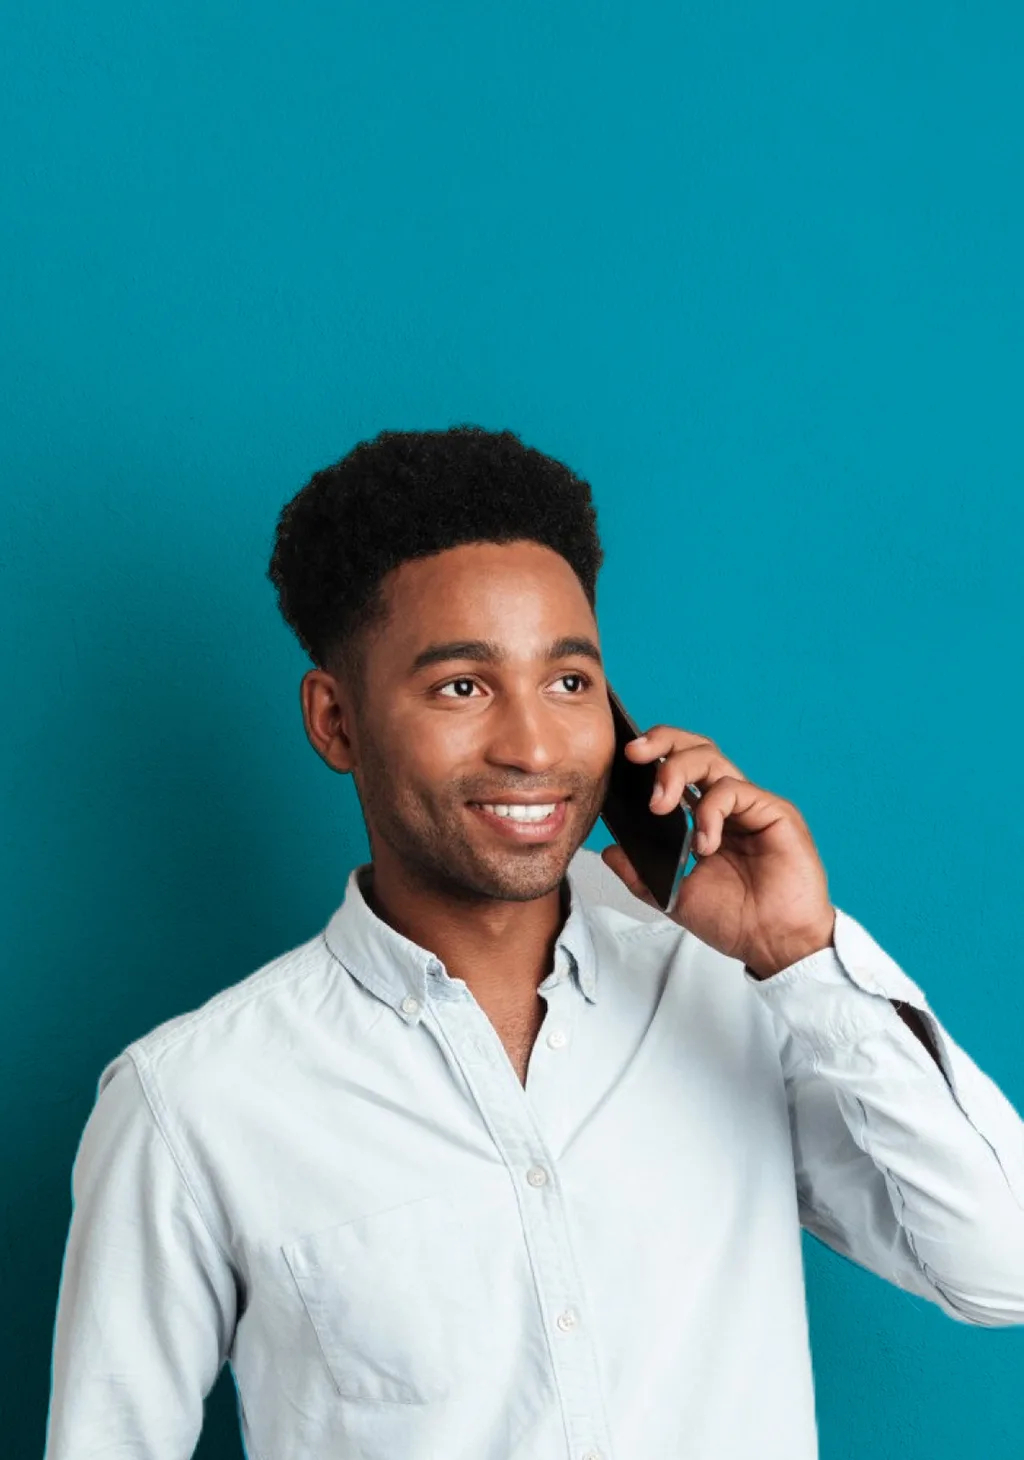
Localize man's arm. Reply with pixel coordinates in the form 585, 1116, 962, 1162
747, 906, 1024, 1327
44, 1052, 238, 1459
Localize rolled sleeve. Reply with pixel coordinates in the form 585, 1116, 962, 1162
745, 906, 1024, 1327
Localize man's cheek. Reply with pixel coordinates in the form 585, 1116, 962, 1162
574, 720, 615, 772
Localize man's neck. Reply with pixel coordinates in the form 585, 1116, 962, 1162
362, 859, 569, 1010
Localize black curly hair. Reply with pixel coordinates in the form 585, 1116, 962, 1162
267, 426, 604, 698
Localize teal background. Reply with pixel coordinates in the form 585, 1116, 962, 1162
3, 2, 1022, 1455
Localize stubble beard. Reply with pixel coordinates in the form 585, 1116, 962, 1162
356, 759, 610, 904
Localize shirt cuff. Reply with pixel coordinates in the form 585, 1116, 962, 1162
743, 905, 938, 1060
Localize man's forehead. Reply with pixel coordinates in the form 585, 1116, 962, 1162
379, 544, 591, 606
371, 543, 600, 671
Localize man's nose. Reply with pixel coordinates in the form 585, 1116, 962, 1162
483, 694, 563, 774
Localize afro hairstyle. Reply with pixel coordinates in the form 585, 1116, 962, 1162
267, 425, 604, 696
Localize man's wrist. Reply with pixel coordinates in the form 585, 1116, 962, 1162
744, 914, 837, 982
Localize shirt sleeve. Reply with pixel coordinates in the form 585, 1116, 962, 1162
746, 906, 1024, 1328
44, 1049, 239, 1459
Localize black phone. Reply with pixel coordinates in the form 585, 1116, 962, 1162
599, 684, 702, 911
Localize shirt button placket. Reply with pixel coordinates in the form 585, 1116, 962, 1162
517, 1157, 610, 1456
437, 994, 614, 1460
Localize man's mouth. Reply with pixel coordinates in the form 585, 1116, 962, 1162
473, 801, 560, 821
466, 798, 570, 840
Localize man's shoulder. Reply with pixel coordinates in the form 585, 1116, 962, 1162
104, 926, 334, 1094
569, 847, 766, 1009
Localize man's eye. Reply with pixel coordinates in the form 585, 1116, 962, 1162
437, 678, 481, 698
554, 673, 590, 693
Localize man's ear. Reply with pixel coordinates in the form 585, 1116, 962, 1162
299, 669, 358, 773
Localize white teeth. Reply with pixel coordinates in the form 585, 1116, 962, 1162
477, 802, 558, 822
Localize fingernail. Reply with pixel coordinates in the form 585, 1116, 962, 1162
651, 783, 664, 802
694, 831, 709, 853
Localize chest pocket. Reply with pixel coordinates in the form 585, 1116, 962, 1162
282, 1194, 488, 1405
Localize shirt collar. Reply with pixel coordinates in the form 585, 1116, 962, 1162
323, 860, 599, 1017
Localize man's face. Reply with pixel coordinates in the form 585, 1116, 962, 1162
346, 540, 616, 903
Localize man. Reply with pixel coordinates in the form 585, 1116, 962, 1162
45, 426, 1024, 1459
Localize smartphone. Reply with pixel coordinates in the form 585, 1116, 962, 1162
599, 684, 702, 912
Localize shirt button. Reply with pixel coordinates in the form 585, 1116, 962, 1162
582, 1451, 602, 1460
400, 996, 420, 1015
546, 1029, 568, 1049
556, 1308, 579, 1331
526, 1165, 549, 1187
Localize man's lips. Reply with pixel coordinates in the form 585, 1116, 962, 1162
466, 797, 570, 841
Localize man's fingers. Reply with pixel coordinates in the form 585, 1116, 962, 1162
601, 843, 659, 908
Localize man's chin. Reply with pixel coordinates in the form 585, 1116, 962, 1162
463, 846, 576, 902
406, 834, 563, 903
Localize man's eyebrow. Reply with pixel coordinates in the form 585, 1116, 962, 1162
408, 636, 603, 675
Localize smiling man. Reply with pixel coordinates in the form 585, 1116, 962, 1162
45, 427, 1024, 1460
301, 533, 617, 1080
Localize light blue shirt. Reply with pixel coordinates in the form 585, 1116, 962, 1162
44, 848, 1024, 1459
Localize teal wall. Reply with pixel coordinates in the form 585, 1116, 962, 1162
3, 3, 1022, 1455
